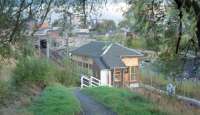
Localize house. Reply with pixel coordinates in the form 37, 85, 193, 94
34, 26, 67, 50
70, 41, 143, 87
33, 24, 68, 59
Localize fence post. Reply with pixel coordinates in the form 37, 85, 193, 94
81, 76, 83, 88
89, 76, 92, 87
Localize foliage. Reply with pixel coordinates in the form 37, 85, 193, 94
54, 69, 78, 87
12, 57, 54, 87
123, 0, 200, 79
53, 59, 80, 86
19, 38, 35, 58
155, 56, 183, 78
124, 0, 166, 52
93, 19, 116, 33
12, 56, 81, 88
30, 84, 81, 115
141, 63, 200, 100
83, 87, 167, 115
95, 33, 126, 44
176, 81, 200, 100
0, 81, 10, 105
0, 0, 53, 58
126, 37, 146, 49
123, 0, 199, 54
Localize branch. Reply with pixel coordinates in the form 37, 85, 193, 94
9, 0, 26, 43
31, 0, 53, 36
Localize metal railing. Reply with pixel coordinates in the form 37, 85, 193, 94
81, 75, 101, 88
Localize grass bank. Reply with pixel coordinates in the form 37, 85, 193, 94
30, 84, 81, 115
83, 87, 167, 115
141, 65, 200, 100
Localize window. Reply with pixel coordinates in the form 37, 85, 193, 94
130, 66, 136, 81
113, 69, 121, 81
125, 68, 129, 73
82, 56, 88, 61
88, 64, 92, 69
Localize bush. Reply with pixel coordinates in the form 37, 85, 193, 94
30, 84, 81, 115
53, 59, 80, 86
0, 81, 10, 105
12, 57, 54, 87
54, 69, 79, 86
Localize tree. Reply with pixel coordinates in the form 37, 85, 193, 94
0, 0, 53, 59
94, 19, 116, 33
61, 0, 107, 28
0, 0, 107, 59
125, 0, 200, 54
173, 0, 200, 53
123, 0, 200, 78
124, 0, 166, 52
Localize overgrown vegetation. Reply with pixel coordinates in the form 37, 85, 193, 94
12, 57, 80, 88
94, 32, 146, 50
0, 81, 10, 105
30, 84, 81, 115
12, 57, 54, 88
134, 88, 200, 115
141, 63, 200, 100
0, 57, 81, 114
83, 87, 167, 115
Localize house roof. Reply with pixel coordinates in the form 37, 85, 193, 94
101, 43, 143, 69
71, 41, 143, 69
94, 57, 108, 69
71, 41, 111, 58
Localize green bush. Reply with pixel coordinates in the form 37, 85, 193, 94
30, 84, 81, 115
12, 57, 54, 87
0, 81, 10, 105
53, 59, 80, 86
83, 87, 167, 115
54, 69, 79, 86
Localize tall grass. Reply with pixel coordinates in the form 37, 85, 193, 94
141, 65, 200, 100
11, 57, 80, 88
0, 81, 10, 105
83, 87, 167, 115
141, 68, 168, 90
30, 84, 81, 115
176, 81, 200, 99
12, 57, 54, 87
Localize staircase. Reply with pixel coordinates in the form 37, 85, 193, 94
81, 75, 101, 88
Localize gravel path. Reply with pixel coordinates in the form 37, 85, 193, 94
74, 88, 117, 115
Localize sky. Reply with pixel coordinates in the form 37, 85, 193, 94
50, 0, 129, 25
96, 0, 129, 24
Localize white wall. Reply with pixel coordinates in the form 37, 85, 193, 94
100, 69, 111, 86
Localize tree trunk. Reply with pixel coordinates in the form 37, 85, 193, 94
82, 0, 87, 28
176, 8, 183, 54
175, 0, 183, 54
196, 16, 200, 49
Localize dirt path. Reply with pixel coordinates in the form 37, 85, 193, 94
74, 88, 117, 115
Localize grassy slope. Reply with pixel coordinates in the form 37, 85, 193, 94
30, 84, 81, 115
141, 64, 200, 100
83, 87, 167, 115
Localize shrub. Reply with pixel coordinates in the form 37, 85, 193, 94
53, 59, 80, 86
0, 81, 10, 105
12, 57, 54, 87
30, 84, 81, 115
54, 69, 79, 86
